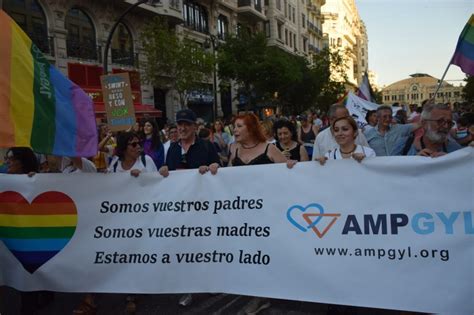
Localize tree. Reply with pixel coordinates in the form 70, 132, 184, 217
140, 17, 214, 108
462, 75, 474, 103
311, 48, 348, 112
217, 32, 268, 110
372, 88, 383, 104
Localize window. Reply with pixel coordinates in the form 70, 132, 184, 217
361, 59, 365, 67
276, 0, 281, 10
337, 37, 342, 47
183, 0, 208, 33
292, 7, 295, 23
3, 0, 51, 55
65, 8, 97, 60
217, 15, 228, 40
293, 34, 297, 51
170, 0, 180, 9
285, 29, 288, 45
277, 22, 283, 40
361, 47, 365, 56
264, 21, 270, 37
302, 14, 305, 28
303, 38, 307, 52
111, 23, 134, 66
284, 0, 287, 17
289, 31, 292, 47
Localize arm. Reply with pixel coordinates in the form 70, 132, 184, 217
299, 145, 309, 161
410, 121, 422, 132
297, 127, 303, 144
268, 144, 287, 163
312, 125, 320, 137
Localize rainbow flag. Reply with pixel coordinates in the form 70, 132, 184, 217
337, 91, 349, 105
0, 191, 77, 273
451, 14, 474, 76
0, 10, 97, 156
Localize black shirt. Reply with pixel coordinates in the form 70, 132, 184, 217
166, 137, 220, 170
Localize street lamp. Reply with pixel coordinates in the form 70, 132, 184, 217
103, 0, 160, 75
205, 34, 218, 122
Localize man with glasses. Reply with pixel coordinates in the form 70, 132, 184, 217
406, 103, 461, 156
364, 105, 421, 156
159, 109, 220, 176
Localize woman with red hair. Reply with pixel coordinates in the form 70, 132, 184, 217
229, 113, 292, 166
228, 113, 294, 314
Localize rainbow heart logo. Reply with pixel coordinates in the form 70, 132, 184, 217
0, 191, 77, 273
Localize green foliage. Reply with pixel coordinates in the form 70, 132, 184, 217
310, 48, 348, 112
217, 32, 268, 109
218, 33, 349, 114
462, 75, 474, 103
140, 17, 214, 106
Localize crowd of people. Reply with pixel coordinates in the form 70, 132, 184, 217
1, 100, 473, 315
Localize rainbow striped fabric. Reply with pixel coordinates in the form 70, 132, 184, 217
0, 10, 97, 156
0, 191, 77, 273
452, 14, 474, 76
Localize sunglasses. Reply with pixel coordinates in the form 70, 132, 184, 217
128, 141, 141, 148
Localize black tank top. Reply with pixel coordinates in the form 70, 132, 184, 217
300, 126, 316, 143
232, 144, 273, 166
276, 142, 302, 161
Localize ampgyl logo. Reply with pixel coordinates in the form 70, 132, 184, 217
286, 203, 474, 238
286, 203, 341, 238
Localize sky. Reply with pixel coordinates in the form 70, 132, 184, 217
356, 0, 473, 88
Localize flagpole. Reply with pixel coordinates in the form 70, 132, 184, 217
433, 56, 454, 99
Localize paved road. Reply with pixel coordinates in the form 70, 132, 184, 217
0, 287, 412, 315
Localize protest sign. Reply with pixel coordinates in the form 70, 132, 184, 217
0, 148, 473, 314
101, 73, 136, 131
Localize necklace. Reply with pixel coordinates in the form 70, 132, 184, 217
241, 142, 259, 149
339, 145, 357, 155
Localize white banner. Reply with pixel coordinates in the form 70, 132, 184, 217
1, 148, 473, 314
345, 91, 379, 128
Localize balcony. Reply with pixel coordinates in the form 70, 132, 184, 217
67, 39, 101, 62
237, 0, 266, 21
308, 43, 320, 54
111, 49, 139, 67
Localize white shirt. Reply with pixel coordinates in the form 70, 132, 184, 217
62, 158, 97, 173
312, 127, 369, 159
324, 145, 376, 160
108, 155, 157, 173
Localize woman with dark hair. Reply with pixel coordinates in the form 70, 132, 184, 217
108, 131, 157, 176
317, 116, 375, 165
142, 118, 165, 169
274, 120, 309, 161
364, 110, 378, 131
5, 147, 39, 174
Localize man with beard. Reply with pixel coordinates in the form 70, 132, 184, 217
407, 103, 461, 157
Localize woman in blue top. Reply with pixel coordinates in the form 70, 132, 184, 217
142, 118, 165, 169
